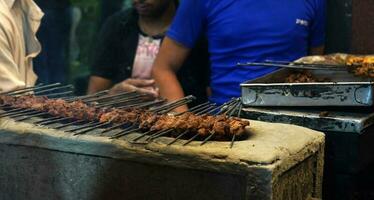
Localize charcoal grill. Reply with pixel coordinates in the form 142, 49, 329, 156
0, 83, 245, 148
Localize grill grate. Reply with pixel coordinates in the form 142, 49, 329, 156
0, 83, 246, 148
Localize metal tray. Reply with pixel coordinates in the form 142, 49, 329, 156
240, 68, 374, 107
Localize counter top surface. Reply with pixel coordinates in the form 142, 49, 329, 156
0, 117, 324, 175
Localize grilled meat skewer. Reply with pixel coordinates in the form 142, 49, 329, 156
0, 95, 249, 140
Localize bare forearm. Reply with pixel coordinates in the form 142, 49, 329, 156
153, 66, 185, 105
87, 76, 113, 94
152, 37, 191, 112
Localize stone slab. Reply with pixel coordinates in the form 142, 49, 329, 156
0, 117, 325, 199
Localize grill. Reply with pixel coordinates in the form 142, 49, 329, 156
0, 83, 247, 148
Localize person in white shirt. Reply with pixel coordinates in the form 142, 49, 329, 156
0, 0, 43, 92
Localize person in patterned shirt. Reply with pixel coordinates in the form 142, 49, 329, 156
88, 0, 210, 106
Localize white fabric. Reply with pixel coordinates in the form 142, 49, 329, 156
0, 0, 43, 92
131, 34, 161, 79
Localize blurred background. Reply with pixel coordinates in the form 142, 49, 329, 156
33, 0, 374, 94
33, 0, 132, 95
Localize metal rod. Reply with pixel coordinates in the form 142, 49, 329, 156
3, 110, 41, 119
117, 99, 164, 110
133, 99, 166, 109
0, 107, 26, 116
151, 99, 190, 113
206, 99, 237, 115
230, 134, 236, 148
4, 83, 61, 95
157, 100, 193, 114
95, 97, 142, 108
38, 117, 73, 125
189, 102, 212, 112
183, 133, 200, 146
65, 90, 109, 102
215, 99, 238, 115
131, 130, 155, 142
195, 105, 217, 116
73, 122, 111, 135
47, 91, 74, 98
100, 122, 129, 133
65, 121, 101, 132
265, 60, 348, 68
16, 112, 49, 121
174, 102, 210, 116
109, 124, 137, 136
227, 100, 242, 117
13, 85, 65, 97
237, 62, 346, 71
0, 85, 38, 95
110, 127, 141, 139
200, 132, 215, 146
54, 120, 85, 129
0, 105, 11, 109
0, 109, 37, 118
84, 91, 137, 103
221, 98, 239, 113
34, 116, 61, 124
34, 85, 74, 95
237, 103, 243, 118
149, 95, 195, 112
95, 94, 148, 108
167, 130, 188, 145
147, 129, 173, 141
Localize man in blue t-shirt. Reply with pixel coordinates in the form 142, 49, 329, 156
152, 0, 325, 110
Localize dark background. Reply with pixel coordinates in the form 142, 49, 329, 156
326, 0, 374, 54
36, 0, 374, 85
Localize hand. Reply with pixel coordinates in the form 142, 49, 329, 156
110, 78, 159, 97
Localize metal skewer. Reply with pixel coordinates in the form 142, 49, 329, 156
110, 127, 142, 139
5, 110, 41, 119
38, 117, 74, 125
73, 122, 111, 135
167, 130, 188, 145
4, 83, 60, 95
16, 112, 49, 121
65, 121, 101, 132
34, 85, 74, 95
183, 133, 200, 146
54, 120, 85, 129
230, 134, 236, 149
100, 122, 129, 134
147, 129, 173, 141
130, 130, 155, 142
0, 109, 37, 118
200, 132, 215, 146
237, 62, 347, 71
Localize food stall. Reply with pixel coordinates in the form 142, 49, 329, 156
0, 85, 324, 200
239, 54, 374, 199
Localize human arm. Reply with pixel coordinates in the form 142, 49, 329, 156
153, 0, 206, 111
88, 75, 159, 97
109, 78, 158, 97
0, 28, 26, 92
152, 37, 191, 112
87, 76, 113, 94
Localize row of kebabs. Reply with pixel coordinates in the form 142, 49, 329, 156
347, 55, 374, 77
0, 95, 250, 140
294, 54, 374, 78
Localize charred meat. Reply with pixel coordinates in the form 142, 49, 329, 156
0, 95, 250, 140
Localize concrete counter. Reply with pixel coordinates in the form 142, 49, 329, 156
0, 118, 324, 200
